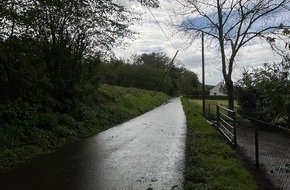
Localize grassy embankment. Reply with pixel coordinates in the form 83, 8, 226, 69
182, 98, 257, 190
0, 84, 169, 173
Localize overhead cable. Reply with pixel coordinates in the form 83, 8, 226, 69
146, 6, 178, 51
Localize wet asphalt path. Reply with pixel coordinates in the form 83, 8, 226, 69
0, 97, 187, 190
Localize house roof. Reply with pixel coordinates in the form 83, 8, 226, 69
210, 82, 227, 95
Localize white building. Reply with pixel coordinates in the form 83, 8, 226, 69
210, 82, 227, 96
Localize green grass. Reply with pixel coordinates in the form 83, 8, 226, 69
192, 99, 250, 124
182, 98, 257, 190
0, 84, 169, 173
205, 99, 238, 118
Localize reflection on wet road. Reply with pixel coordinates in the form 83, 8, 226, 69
0, 97, 187, 190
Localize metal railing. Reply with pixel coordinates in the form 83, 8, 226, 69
216, 105, 237, 147
205, 102, 289, 189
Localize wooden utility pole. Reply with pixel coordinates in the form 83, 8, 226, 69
202, 33, 206, 117
154, 50, 179, 96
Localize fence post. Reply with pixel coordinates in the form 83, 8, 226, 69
255, 124, 260, 171
208, 103, 211, 118
216, 105, 220, 129
233, 111, 237, 148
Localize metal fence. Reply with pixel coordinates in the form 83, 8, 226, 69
237, 116, 290, 190
206, 103, 290, 190
216, 105, 237, 147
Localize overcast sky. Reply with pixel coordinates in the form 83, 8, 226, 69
112, 0, 283, 85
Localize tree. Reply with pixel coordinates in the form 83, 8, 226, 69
134, 52, 169, 69
101, 56, 172, 93
0, 36, 48, 102
132, 52, 171, 69
0, 0, 140, 105
132, 52, 192, 95
172, 0, 290, 110
236, 60, 290, 126
99, 52, 200, 96
180, 69, 199, 95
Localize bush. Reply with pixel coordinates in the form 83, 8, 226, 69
236, 61, 290, 126
37, 113, 59, 130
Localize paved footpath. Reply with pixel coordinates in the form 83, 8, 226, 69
0, 97, 187, 190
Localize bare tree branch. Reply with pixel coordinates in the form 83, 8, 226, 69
172, 0, 290, 110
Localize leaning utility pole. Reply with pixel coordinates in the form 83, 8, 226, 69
154, 50, 179, 96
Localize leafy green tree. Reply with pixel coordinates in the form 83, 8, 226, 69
134, 53, 177, 94
133, 52, 170, 69
27, 0, 137, 101
236, 61, 290, 126
0, 36, 49, 102
0, 0, 139, 106
180, 70, 199, 95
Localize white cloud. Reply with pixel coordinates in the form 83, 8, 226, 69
112, 0, 285, 85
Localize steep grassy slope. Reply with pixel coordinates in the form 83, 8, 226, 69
0, 84, 169, 173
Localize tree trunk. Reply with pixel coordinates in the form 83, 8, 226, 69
225, 78, 235, 111
217, 0, 235, 111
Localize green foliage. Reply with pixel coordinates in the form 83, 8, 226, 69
0, 36, 48, 102
100, 56, 173, 93
0, 85, 169, 172
236, 61, 290, 126
100, 53, 199, 96
132, 52, 170, 69
1, 0, 136, 51
181, 98, 257, 190
0, 145, 43, 172
37, 113, 59, 130
0, 0, 138, 107
191, 84, 213, 96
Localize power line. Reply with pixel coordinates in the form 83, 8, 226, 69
146, 6, 178, 51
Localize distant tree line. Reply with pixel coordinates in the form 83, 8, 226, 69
100, 52, 199, 96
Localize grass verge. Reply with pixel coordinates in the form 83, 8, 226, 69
0, 84, 169, 173
181, 98, 257, 190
